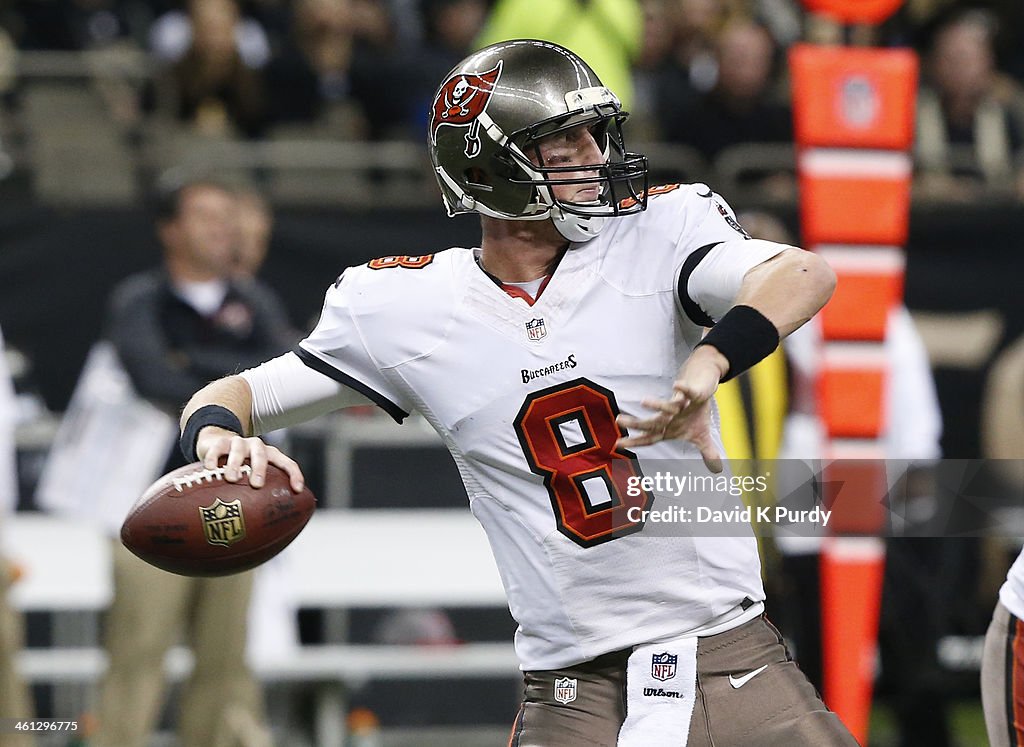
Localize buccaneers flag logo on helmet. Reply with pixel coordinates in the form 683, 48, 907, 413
430, 62, 503, 158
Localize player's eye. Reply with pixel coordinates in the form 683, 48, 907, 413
536, 143, 572, 167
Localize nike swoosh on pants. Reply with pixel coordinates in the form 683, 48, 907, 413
728, 664, 769, 689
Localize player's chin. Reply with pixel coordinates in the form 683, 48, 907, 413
567, 191, 602, 206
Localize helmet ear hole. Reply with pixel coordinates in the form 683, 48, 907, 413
464, 167, 491, 189
491, 153, 519, 180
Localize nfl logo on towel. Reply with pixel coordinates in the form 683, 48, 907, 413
651, 652, 677, 681
525, 318, 547, 341
553, 677, 577, 704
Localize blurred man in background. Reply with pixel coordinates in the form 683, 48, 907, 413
92, 177, 294, 747
0, 325, 35, 747
915, 8, 1024, 199
149, 0, 269, 137
233, 187, 274, 281
662, 18, 791, 161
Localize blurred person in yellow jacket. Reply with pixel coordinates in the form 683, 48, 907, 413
474, 0, 642, 110
714, 211, 791, 596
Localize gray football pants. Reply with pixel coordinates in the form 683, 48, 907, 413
508, 615, 858, 746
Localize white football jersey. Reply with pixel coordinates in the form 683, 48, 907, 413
1000, 548, 1024, 620
283, 185, 788, 669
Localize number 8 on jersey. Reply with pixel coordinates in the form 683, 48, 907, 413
513, 378, 654, 547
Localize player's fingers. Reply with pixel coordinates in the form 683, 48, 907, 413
246, 439, 268, 487
617, 413, 669, 433
640, 398, 682, 417
616, 431, 662, 449
698, 438, 723, 474
672, 381, 712, 405
267, 447, 305, 493
672, 379, 695, 395
616, 413, 642, 430
201, 434, 232, 470
223, 435, 249, 482
198, 425, 233, 469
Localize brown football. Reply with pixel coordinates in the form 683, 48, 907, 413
121, 461, 316, 577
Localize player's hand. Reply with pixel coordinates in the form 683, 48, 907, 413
196, 426, 305, 492
614, 346, 727, 473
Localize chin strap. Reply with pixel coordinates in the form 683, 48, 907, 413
551, 206, 607, 243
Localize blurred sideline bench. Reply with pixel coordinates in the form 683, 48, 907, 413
4, 510, 517, 745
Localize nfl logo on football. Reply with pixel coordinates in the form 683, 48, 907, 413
553, 676, 577, 704
199, 498, 246, 547
525, 318, 547, 341
651, 652, 677, 681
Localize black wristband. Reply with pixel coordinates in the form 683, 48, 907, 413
695, 305, 780, 382
179, 405, 244, 462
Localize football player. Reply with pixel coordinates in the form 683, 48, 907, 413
982, 547, 1024, 747
179, 40, 856, 745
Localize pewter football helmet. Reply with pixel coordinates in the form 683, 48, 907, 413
428, 39, 649, 242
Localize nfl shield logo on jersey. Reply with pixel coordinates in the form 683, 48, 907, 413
525, 318, 547, 341
651, 652, 677, 681
553, 677, 578, 704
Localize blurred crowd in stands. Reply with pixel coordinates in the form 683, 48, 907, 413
0, 0, 1023, 200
